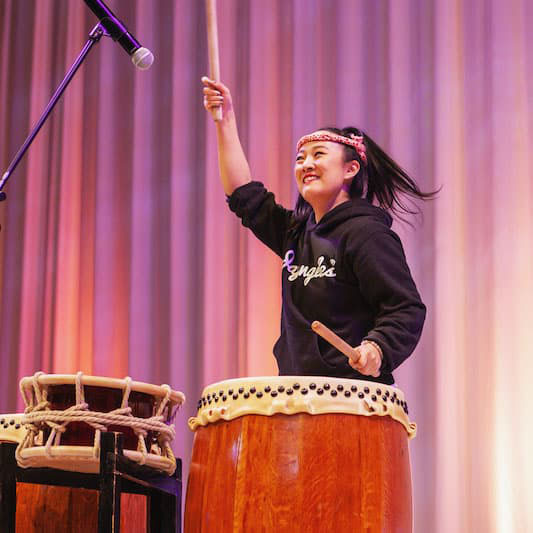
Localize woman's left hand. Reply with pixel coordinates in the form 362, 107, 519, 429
349, 342, 382, 377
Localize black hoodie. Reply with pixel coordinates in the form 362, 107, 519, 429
228, 181, 426, 384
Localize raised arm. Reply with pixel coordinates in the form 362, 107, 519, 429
202, 77, 251, 195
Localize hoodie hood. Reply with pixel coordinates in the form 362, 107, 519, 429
307, 198, 393, 233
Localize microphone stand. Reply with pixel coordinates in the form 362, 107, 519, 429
0, 23, 108, 203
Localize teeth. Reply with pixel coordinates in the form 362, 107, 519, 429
304, 176, 318, 183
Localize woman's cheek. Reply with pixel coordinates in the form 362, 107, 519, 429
294, 171, 304, 193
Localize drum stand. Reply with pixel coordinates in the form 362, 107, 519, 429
0, 432, 182, 532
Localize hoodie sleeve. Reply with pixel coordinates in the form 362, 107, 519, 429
352, 229, 426, 374
227, 181, 293, 258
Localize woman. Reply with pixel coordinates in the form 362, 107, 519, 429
202, 76, 432, 385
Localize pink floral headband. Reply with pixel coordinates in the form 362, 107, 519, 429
296, 132, 367, 165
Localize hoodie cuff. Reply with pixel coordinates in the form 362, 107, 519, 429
226, 181, 265, 215
363, 334, 391, 375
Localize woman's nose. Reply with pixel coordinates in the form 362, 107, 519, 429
303, 156, 315, 170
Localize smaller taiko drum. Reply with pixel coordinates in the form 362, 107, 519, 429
185, 376, 416, 533
0, 372, 185, 533
15, 372, 185, 474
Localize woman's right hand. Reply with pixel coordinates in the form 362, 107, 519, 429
202, 76, 233, 122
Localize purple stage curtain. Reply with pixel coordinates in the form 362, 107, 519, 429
0, 1, 532, 531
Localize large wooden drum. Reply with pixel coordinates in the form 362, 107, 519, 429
185, 376, 416, 533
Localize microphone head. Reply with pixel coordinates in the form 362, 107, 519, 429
131, 47, 154, 70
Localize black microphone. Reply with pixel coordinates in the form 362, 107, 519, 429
83, 0, 154, 70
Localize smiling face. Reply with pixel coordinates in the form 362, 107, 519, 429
294, 131, 360, 221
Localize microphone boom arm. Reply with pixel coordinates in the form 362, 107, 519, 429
0, 23, 107, 202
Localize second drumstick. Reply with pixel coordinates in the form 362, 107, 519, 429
311, 320, 360, 364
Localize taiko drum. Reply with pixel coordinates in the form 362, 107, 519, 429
0, 373, 185, 533
185, 376, 416, 533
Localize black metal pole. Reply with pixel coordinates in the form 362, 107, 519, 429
0, 23, 106, 202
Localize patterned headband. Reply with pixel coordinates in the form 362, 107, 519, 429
296, 132, 367, 165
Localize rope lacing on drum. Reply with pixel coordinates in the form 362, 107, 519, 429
153, 384, 174, 463
16, 371, 177, 471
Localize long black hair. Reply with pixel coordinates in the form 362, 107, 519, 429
292, 126, 438, 229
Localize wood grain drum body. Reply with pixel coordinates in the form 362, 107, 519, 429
185, 376, 416, 533
0, 373, 185, 533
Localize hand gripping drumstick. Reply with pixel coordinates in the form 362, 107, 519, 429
205, 0, 222, 121
311, 321, 360, 364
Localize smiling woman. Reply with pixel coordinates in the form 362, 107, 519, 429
201, 77, 436, 385
294, 134, 359, 223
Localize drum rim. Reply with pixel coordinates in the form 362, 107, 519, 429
201, 375, 403, 395
190, 375, 416, 439
0, 413, 24, 444
19, 374, 185, 404
18, 445, 176, 475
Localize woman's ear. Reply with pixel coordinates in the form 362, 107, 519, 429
345, 160, 360, 181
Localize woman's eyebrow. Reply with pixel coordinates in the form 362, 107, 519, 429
296, 144, 329, 156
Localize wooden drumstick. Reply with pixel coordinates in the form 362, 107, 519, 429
311, 321, 360, 363
206, 0, 222, 121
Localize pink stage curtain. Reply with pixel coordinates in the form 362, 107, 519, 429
0, 1, 532, 530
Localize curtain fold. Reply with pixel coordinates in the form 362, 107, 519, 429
0, 1, 531, 530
